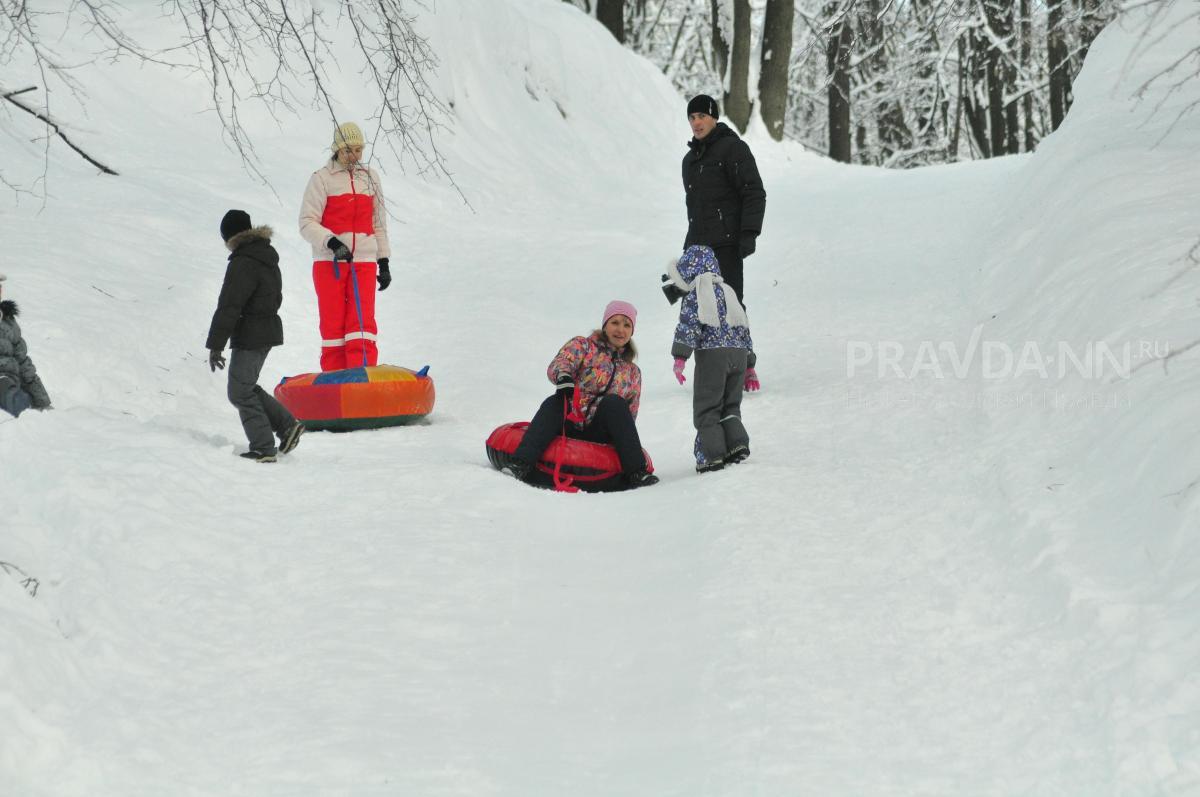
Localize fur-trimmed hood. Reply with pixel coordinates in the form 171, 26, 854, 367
0, 300, 17, 320
225, 225, 274, 252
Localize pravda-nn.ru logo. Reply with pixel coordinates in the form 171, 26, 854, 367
846, 326, 1169, 380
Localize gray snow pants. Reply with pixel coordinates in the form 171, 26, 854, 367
228, 347, 295, 454
0, 375, 32, 417
693, 347, 750, 464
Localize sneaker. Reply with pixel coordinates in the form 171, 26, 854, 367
625, 469, 660, 489
240, 450, 277, 463
726, 445, 750, 465
696, 459, 725, 474
279, 421, 305, 454
501, 458, 534, 482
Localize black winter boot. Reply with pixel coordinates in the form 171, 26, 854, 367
725, 445, 750, 465
625, 469, 660, 489
502, 458, 534, 482
279, 421, 305, 454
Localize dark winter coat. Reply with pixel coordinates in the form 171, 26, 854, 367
205, 226, 285, 351
682, 123, 766, 250
0, 301, 52, 408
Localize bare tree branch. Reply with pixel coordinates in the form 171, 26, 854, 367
2, 0, 466, 202
2, 85, 118, 174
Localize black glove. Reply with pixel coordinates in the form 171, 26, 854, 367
739, 233, 757, 258
554, 376, 573, 408
661, 273, 685, 305
328, 237, 353, 263
377, 258, 392, 291
208, 349, 226, 372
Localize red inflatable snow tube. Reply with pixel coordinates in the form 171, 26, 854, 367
485, 422, 654, 493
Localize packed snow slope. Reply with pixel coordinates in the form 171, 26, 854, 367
2, 0, 1198, 794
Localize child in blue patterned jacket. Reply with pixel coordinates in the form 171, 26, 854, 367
666, 245, 752, 472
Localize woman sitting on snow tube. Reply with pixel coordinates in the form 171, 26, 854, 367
502, 300, 659, 490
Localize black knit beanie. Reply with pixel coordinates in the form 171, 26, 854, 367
687, 94, 719, 119
220, 209, 252, 242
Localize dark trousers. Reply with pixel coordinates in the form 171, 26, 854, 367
693, 347, 750, 464
712, 245, 744, 304
514, 393, 647, 474
712, 246, 756, 369
228, 347, 296, 454
0, 376, 32, 417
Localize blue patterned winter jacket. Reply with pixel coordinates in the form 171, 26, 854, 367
670, 245, 753, 359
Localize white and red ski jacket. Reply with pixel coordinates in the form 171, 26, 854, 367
299, 161, 391, 263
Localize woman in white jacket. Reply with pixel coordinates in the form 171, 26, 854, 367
299, 122, 392, 371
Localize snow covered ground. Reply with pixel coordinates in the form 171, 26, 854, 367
2, 0, 1199, 793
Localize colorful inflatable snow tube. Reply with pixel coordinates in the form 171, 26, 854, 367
485, 421, 654, 493
275, 364, 435, 432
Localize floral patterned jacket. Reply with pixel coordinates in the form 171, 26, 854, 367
670, 245, 753, 359
547, 333, 641, 425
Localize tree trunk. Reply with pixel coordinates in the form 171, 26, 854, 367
962, 31, 992, 158
1020, 0, 1035, 151
711, 0, 729, 83
826, 4, 853, 163
982, 0, 1011, 156
1077, 0, 1108, 65
952, 38, 965, 158
597, 0, 625, 44
985, 53, 1005, 156
758, 0, 794, 141
1047, 0, 1071, 130
860, 0, 912, 163
724, 0, 753, 131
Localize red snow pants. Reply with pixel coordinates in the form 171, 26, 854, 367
313, 260, 378, 371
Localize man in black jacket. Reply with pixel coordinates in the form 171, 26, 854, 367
682, 94, 766, 389
206, 210, 303, 462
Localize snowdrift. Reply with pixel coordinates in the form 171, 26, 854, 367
1, 0, 1197, 793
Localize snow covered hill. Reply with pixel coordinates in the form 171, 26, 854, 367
2, 0, 1198, 793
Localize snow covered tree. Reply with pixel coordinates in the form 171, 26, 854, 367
758, 0, 795, 140
826, 1, 854, 162
712, 0, 730, 82
557, 0, 1138, 167
724, 0, 755, 131
598, 0, 627, 42
1048, 0, 1074, 130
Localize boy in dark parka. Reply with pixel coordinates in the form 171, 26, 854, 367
206, 210, 303, 462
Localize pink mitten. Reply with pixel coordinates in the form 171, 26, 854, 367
673, 357, 687, 385
744, 367, 760, 392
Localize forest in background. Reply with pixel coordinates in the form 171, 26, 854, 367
568, 0, 1122, 166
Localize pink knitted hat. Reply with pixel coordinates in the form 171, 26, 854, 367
602, 300, 637, 332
